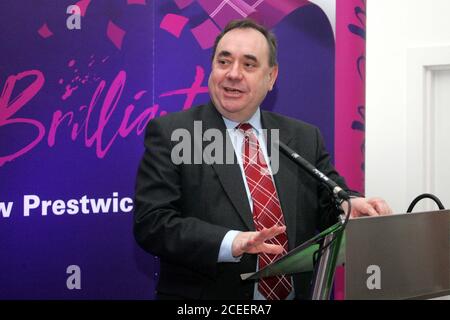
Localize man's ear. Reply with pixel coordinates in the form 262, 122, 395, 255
268, 65, 279, 91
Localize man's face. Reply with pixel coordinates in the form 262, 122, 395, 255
208, 28, 278, 122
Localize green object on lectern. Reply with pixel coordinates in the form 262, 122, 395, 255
240, 221, 346, 300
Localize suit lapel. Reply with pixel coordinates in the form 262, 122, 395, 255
202, 103, 254, 230
261, 112, 298, 249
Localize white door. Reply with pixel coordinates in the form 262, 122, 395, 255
406, 50, 450, 212
366, 0, 450, 213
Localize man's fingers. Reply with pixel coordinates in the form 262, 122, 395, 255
261, 243, 284, 255
241, 239, 284, 255
349, 197, 393, 218
254, 225, 286, 243
373, 202, 387, 215
353, 202, 378, 217
236, 226, 287, 255
368, 198, 393, 215
365, 203, 379, 216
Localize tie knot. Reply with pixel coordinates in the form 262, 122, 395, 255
237, 123, 253, 133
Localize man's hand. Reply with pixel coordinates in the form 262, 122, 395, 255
231, 225, 286, 258
343, 197, 393, 218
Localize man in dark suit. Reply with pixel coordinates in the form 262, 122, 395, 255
133, 19, 391, 300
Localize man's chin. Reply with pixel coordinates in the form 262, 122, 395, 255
221, 106, 247, 117
222, 104, 245, 113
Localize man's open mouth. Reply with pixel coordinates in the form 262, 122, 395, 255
224, 87, 244, 93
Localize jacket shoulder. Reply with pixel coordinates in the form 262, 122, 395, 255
262, 110, 319, 134
151, 105, 206, 127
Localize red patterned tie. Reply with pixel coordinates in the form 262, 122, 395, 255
238, 123, 292, 300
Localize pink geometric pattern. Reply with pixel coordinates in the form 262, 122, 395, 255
174, 0, 194, 9
190, 18, 221, 49
241, 0, 259, 5
249, 0, 310, 27
197, 0, 256, 28
37, 23, 53, 39
107, 21, 126, 50
238, 123, 292, 300
127, 0, 146, 5
75, 0, 91, 17
196, 0, 309, 29
160, 14, 189, 38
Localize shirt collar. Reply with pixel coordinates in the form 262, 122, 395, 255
222, 108, 263, 135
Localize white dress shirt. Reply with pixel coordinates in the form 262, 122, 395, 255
216, 108, 294, 300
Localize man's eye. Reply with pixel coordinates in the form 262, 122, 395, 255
218, 60, 229, 65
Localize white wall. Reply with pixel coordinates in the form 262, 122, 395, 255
366, 0, 450, 213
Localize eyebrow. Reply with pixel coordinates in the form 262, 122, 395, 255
217, 50, 232, 58
216, 51, 259, 63
243, 54, 258, 63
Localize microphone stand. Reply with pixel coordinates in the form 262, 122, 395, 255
276, 140, 352, 300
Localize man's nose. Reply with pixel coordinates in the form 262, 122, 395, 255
226, 62, 243, 80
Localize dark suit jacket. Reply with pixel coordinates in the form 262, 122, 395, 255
133, 102, 351, 299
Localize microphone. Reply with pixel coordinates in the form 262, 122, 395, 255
275, 140, 350, 201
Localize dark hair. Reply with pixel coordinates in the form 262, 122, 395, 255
211, 18, 278, 67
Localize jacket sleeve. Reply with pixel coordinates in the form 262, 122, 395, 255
312, 127, 361, 230
133, 119, 229, 276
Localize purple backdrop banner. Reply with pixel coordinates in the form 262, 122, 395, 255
0, 0, 361, 299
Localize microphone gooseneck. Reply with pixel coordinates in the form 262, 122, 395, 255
275, 140, 350, 201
